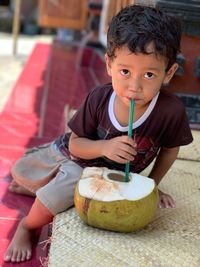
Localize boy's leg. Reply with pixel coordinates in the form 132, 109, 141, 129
4, 197, 53, 263
5, 142, 82, 262
9, 142, 66, 196
36, 160, 83, 214
9, 181, 35, 197
5, 159, 82, 263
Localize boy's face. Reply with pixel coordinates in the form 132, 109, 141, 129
105, 44, 178, 109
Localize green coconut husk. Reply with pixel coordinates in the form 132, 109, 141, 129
74, 185, 158, 232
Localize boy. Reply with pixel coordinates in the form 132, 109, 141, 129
4, 4, 193, 263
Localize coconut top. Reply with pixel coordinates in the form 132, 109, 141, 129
78, 167, 156, 202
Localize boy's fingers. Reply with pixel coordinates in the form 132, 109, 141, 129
120, 136, 136, 146
159, 195, 176, 209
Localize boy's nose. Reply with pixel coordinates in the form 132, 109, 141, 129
128, 77, 142, 92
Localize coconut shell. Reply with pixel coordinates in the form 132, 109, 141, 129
74, 168, 158, 233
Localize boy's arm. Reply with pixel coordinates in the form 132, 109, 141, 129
68, 132, 136, 163
69, 132, 106, 159
149, 146, 179, 208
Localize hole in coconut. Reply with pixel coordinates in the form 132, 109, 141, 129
107, 172, 129, 182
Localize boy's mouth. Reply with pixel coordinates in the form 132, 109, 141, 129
127, 96, 141, 101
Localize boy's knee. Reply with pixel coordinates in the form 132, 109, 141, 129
11, 158, 25, 183
36, 161, 83, 215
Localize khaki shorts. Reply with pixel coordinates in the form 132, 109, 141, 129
11, 142, 83, 215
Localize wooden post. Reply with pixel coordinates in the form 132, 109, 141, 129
12, 0, 21, 55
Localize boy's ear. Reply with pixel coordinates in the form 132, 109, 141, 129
105, 53, 112, 76
163, 63, 179, 85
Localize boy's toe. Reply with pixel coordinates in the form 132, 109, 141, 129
16, 251, 22, 262
26, 249, 32, 260
11, 250, 18, 262
4, 249, 12, 262
21, 250, 26, 261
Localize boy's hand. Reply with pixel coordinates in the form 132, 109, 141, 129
102, 136, 137, 164
158, 189, 176, 209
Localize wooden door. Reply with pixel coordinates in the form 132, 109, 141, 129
99, 0, 135, 46
38, 0, 88, 30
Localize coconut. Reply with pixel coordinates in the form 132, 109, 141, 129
74, 167, 158, 232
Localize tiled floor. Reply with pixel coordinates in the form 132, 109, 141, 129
0, 39, 109, 266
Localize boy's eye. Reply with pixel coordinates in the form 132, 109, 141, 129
144, 72, 155, 79
120, 69, 130, 76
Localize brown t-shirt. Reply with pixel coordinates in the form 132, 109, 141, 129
55, 83, 193, 173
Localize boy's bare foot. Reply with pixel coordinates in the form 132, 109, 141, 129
8, 181, 35, 197
4, 219, 33, 262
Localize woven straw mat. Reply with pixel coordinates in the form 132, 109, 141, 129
48, 131, 200, 267
178, 130, 200, 161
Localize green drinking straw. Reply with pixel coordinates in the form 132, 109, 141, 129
125, 99, 135, 182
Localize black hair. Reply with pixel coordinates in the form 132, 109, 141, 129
107, 5, 181, 70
